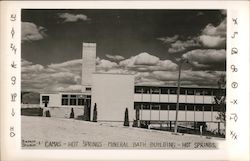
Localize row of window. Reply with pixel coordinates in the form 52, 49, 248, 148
134, 86, 225, 96
61, 94, 91, 106
134, 102, 226, 112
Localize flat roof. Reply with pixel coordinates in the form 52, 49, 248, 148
93, 72, 135, 76
134, 85, 224, 89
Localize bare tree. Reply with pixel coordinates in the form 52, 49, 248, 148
214, 74, 226, 123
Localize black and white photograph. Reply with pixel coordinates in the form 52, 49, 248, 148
21, 9, 227, 149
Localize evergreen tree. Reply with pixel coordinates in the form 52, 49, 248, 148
70, 108, 74, 118
124, 108, 129, 126
45, 110, 51, 117
83, 105, 90, 121
93, 103, 97, 122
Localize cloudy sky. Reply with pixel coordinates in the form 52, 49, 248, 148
21, 9, 226, 93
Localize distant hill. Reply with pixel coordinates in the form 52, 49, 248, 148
21, 91, 40, 104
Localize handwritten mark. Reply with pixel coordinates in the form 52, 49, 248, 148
10, 43, 17, 54
11, 76, 16, 85
230, 65, 238, 72
231, 48, 238, 55
229, 113, 238, 122
11, 61, 17, 68
11, 27, 15, 38
230, 131, 237, 140
10, 14, 16, 21
11, 108, 15, 116
232, 18, 238, 25
10, 126, 15, 137
11, 93, 17, 102
231, 82, 238, 88
230, 99, 238, 105
231, 32, 238, 39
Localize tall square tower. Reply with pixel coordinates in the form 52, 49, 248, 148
81, 43, 96, 93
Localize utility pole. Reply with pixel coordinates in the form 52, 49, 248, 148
174, 58, 188, 134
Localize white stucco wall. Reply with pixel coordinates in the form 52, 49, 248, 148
40, 93, 60, 107
91, 73, 135, 122
81, 43, 96, 92
40, 93, 85, 118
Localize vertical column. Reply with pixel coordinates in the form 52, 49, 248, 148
81, 43, 96, 93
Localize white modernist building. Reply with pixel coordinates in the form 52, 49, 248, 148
40, 42, 226, 133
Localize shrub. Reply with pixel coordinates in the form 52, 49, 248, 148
45, 110, 51, 117
39, 108, 43, 116
123, 108, 129, 127
93, 103, 97, 122
70, 108, 74, 118
83, 105, 90, 121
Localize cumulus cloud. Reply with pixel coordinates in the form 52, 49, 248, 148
22, 59, 82, 93
168, 39, 200, 53
96, 58, 118, 71
105, 54, 125, 61
157, 35, 179, 44
202, 19, 226, 37
158, 35, 200, 53
22, 51, 225, 92
58, 13, 90, 23
183, 49, 226, 63
151, 70, 225, 87
199, 19, 226, 48
182, 49, 226, 70
119, 52, 177, 71
199, 35, 226, 48
158, 18, 226, 51
21, 22, 47, 42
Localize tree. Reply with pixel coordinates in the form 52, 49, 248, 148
214, 74, 226, 123
70, 108, 74, 118
83, 105, 89, 121
124, 108, 129, 126
93, 103, 97, 122
45, 110, 51, 117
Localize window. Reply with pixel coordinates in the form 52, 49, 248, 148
61, 95, 69, 105
169, 104, 176, 110
152, 104, 160, 110
195, 89, 203, 95
151, 88, 160, 94
70, 95, 77, 105
195, 105, 203, 111
179, 104, 185, 110
78, 99, 84, 105
187, 89, 194, 95
161, 88, 168, 94
213, 105, 226, 112
86, 87, 91, 91
180, 88, 186, 95
160, 104, 168, 110
187, 104, 194, 111
142, 104, 150, 110
204, 105, 212, 111
143, 87, 150, 94
42, 96, 49, 103
135, 87, 143, 93
204, 89, 212, 95
169, 88, 177, 94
